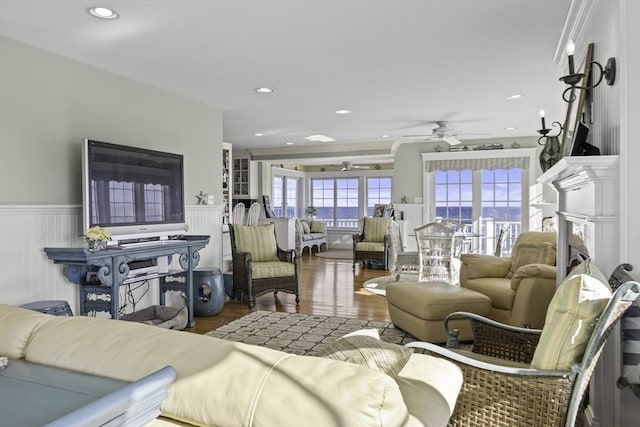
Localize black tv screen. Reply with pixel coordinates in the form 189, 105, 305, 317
82, 139, 185, 241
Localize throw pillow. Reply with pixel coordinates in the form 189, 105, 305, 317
530, 263, 611, 370
295, 219, 304, 234
507, 241, 556, 278
316, 333, 412, 378
363, 217, 390, 242
310, 221, 326, 233
301, 221, 311, 234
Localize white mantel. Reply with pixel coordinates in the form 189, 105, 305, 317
538, 155, 621, 427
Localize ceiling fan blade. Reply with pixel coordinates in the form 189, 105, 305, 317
401, 134, 434, 138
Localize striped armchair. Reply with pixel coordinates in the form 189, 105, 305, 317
229, 223, 299, 308
352, 217, 393, 270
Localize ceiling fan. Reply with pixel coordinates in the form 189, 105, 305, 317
341, 161, 370, 171
402, 121, 488, 145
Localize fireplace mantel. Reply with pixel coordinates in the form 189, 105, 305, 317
538, 155, 620, 427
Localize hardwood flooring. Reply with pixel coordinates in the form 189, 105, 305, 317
185, 251, 392, 335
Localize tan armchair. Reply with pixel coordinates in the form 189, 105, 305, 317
459, 231, 557, 328
229, 223, 299, 308
352, 217, 393, 270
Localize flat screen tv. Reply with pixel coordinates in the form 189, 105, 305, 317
82, 139, 186, 244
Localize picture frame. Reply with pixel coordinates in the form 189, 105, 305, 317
373, 203, 394, 218
561, 43, 594, 158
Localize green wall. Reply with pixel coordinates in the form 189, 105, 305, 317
0, 36, 223, 205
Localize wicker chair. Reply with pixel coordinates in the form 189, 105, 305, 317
406, 262, 640, 427
352, 217, 393, 270
229, 223, 299, 308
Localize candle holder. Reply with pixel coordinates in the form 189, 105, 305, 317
537, 121, 563, 146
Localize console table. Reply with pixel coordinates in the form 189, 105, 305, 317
44, 235, 210, 327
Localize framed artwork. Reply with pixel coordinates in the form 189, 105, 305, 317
373, 203, 394, 218
561, 43, 594, 158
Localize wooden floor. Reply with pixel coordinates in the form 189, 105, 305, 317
185, 251, 392, 335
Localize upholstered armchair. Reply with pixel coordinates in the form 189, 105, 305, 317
229, 223, 299, 308
352, 217, 393, 270
459, 231, 557, 328
407, 261, 640, 427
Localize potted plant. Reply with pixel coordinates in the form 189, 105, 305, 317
85, 226, 112, 251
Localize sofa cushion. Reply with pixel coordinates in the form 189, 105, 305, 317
355, 241, 385, 252
0, 304, 54, 359
302, 221, 311, 234
310, 221, 327, 233
234, 224, 278, 262
251, 261, 295, 279
363, 217, 390, 242
507, 241, 556, 278
316, 334, 413, 378
530, 260, 611, 370
464, 277, 516, 310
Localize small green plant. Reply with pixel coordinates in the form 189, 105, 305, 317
85, 226, 112, 242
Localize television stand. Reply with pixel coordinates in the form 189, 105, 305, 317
44, 235, 210, 327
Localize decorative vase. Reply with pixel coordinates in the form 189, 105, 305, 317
87, 240, 108, 252
539, 136, 562, 172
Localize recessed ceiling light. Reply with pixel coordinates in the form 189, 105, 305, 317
255, 87, 273, 94
304, 134, 335, 142
507, 94, 525, 100
254, 133, 264, 136
504, 126, 517, 131
88, 7, 119, 20
335, 109, 352, 115
381, 134, 391, 138
284, 142, 294, 145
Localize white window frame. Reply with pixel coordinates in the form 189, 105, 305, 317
271, 166, 304, 218
422, 148, 537, 240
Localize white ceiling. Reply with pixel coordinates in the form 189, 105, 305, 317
0, 0, 572, 162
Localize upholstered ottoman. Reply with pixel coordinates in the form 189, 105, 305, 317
386, 282, 492, 343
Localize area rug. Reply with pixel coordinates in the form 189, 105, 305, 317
206, 310, 417, 356
314, 250, 353, 260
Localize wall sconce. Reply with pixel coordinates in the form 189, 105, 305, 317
537, 109, 563, 145
560, 40, 616, 103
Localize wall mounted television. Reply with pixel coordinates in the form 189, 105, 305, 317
82, 139, 186, 244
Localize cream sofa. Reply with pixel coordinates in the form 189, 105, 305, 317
0, 304, 462, 427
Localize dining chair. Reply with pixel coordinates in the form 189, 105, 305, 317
232, 202, 245, 225
246, 202, 261, 226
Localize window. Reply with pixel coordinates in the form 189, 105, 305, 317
366, 177, 392, 216
424, 149, 535, 256
272, 175, 300, 217
311, 178, 359, 228
434, 170, 472, 226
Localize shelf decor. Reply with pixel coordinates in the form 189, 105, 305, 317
85, 226, 111, 252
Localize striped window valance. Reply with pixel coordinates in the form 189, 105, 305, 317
425, 156, 530, 172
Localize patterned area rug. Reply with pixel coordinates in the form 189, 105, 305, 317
206, 310, 418, 356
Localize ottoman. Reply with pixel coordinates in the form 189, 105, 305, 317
386, 282, 491, 343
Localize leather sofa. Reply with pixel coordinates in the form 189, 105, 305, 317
459, 231, 557, 328
0, 304, 463, 427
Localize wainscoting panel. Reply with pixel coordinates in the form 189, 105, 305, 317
0, 204, 222, 316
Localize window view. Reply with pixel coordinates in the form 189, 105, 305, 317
311, 178, 359, 228
366, 177, 392, 216
433, 168, 522, 255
